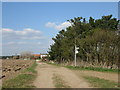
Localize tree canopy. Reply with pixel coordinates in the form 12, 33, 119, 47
48, 15, 120, 69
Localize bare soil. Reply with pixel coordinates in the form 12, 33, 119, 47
2, 59, 34, 82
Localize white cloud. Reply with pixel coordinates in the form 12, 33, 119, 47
7, 41, 27, 45
7, 41, 16, 45
2, 28, 43, 41
45, 21, 71, 30
38, 42, 42, 45
17, 41, 27, 44
56, 22, 71, 30
21, 36, 44, 40
16, 28, 41, 35
2, 28, 50, 56
45, 22, 56, 28
2, 28, 41, 35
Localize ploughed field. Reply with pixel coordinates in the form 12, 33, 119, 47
1, 59, 34, 82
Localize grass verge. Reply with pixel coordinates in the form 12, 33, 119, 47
2, 61, 37, 88
83, 76, 118, 88
48, 62, 118, 73
65, 66, 119, 73
52, 74, 70, 88
23, 61, 37, 73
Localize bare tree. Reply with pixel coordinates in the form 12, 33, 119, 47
20, 51, 33, 60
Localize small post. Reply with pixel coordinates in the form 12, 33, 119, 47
74, 39, 76, 66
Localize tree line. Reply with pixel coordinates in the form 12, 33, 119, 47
48, 15, 120, 69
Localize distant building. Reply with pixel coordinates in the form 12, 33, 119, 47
33, 54, 41, 59
40, 54, 48, 59
32, 54, 49, 59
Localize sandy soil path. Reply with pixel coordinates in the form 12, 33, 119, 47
33, 62, 90, 88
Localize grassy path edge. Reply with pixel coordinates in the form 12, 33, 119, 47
47, 62, 119, 73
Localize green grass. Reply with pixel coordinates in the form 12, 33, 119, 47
48, 62, 119, 73
52, 74, 70, 88
23, 61, 37, 73
3, 74, 35, 88
3, 61, 37, 88
83, 76, 118, 88
65, 65, 119, 73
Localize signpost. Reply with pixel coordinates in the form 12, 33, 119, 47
74, 42, 79, 66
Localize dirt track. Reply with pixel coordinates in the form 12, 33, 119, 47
33, 62, 118, 88
33, 62, 91, 88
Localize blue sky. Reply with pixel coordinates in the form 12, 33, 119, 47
2, 2, 118, 56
